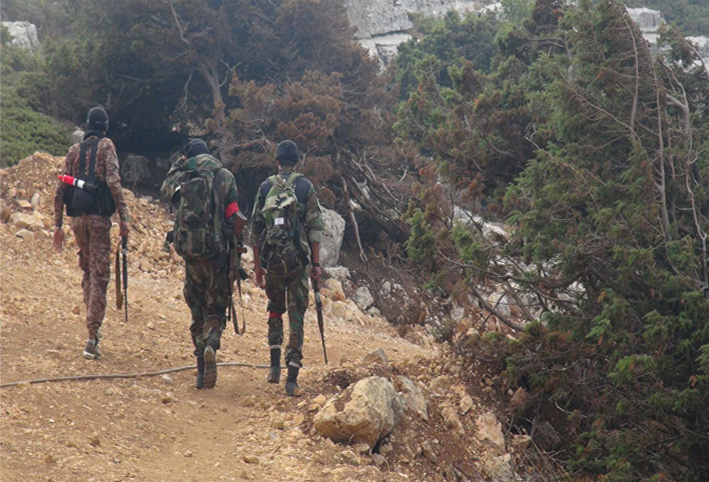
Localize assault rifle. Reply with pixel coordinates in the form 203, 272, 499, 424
228, 238, 248, 335
115, 236, 128, 322
312, 279, 328, 364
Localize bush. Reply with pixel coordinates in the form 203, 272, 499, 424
1, 44, 71, 166
0, 94, 71, 167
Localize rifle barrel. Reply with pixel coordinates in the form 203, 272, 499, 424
122, 236, 128, 323
313, 280, 328, 364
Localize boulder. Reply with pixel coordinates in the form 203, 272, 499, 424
2, 21, 41, 51
393, 376, 428, 421
121, 154, 152, 187
352, 286, 374, 311
313, 376, 403, 449
320, 207, 345, 267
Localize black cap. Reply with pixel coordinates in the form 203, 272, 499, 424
183, 139, 210, 158
276, 140, 299, 166
86, 107, 109, 132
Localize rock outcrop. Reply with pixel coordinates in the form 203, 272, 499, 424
2, 21, 41, 52
344, 0, 499, 64
627, 7, 709, 72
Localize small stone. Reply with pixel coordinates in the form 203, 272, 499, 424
362, 348, 388, 365
243, 455, 260, 464
340, 450, 360, 466
460, 395, 474, 415
420, 441, 437, 464
89, 435, 101, 447
183, 450, 193, 458
44, 454, 57, 464
353, 443, 370, 454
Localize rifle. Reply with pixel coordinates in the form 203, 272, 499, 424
235, 240, 248, 332
121, 236, 128, 323
312, 279, 328, 364
115, 240, 123, 310
228, 239, 247, 335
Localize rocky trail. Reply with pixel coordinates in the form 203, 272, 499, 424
1, 154, 527, 482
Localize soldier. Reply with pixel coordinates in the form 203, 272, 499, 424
161, 139, 245, 389
53, 106, 130, 359
251, 140, 323, 396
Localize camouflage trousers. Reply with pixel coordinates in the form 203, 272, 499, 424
184, 252, 229, 356
265, 267, 309, 367
71, 215, 112, 340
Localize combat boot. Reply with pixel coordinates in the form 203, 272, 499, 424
203, 340, 218, 389
267, 347, 281, 384
195, 356, 205, 389
285, 364, 300, 397
82, 339, 101, 360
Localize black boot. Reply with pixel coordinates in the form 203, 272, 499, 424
203, 340, 218, 389
195, 356, 205, 389
267, 348, 281, 384
285, 364, 300, 397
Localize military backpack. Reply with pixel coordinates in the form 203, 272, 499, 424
258, 172, 310, 275
168, 167, 224, 259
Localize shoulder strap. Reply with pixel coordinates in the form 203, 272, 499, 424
293, 175, 310, 205
259, 178, 274, 205
78, 138, 100, 178
284, 172, 303, 189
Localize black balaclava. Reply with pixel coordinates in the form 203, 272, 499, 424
183, 139, 210, 158
276, 140, 299, 166
84, 107, 109, 140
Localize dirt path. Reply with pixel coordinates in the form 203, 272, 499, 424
1, 154, 449, 482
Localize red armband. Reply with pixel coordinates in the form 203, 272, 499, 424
225, 202, 239, 218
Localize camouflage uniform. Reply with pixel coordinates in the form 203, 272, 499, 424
251, 170, 323, 367
54, 136, 129, 340
161, 154, 239, 356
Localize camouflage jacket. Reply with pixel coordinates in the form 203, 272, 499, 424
160, 153, 239, 233
54, 135, 130, 228
250, 169, 323, 248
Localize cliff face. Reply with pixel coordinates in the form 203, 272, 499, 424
343, 0, 495, 39
346, 1, 709, 70
627, 7, 709, 72
344, 0, 499, 64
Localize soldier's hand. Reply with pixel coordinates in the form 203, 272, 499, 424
311, 264, 321, 281
254, 265, 266, 289
53, 228, 64, 253
119, 220, 130, 237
